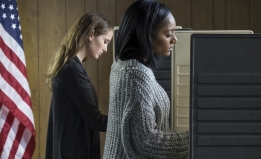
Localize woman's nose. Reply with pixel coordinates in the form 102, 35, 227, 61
172, 34, 178, 43
102, 47, 107, 53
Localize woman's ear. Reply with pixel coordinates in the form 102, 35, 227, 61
88, 30, 95, 41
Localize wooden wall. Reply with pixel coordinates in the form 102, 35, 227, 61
17, 0, 261, 158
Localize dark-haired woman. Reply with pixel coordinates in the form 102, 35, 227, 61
103, 0, 189, 159
45, 12, 113, 159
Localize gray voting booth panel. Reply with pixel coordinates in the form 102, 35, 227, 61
190, 34, 261, 159
172, 30, 253, 131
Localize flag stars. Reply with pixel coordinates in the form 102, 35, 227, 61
10, 14, 15, 20
1, 3, 5, 9
19, 25, 21, 30
2, 13, 7, 19
20, 34, 22, 39
9, 5, 14, 11
11, 23, 16, 29
18, 16, 20, 21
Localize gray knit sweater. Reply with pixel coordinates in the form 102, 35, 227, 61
103, 59, 189, 159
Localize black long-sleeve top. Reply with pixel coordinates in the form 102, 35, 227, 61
46, 56, 107, 159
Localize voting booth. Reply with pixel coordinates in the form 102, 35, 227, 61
113, 27, 253, 131
172, 30, 253, 131
113, 26, 261, 158
190, 34, 261, 159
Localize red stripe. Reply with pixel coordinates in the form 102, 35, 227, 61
21, 135, 35, 159
0, 90, 35, 136
0, 62, 32, 108
0, 36, 28, 79
8, 123, 26, 159
0, 112, 15, 155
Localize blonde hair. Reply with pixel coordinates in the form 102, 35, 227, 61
45, 12, 112, 91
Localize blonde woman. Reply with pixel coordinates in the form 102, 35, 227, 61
45, 12, 113, 159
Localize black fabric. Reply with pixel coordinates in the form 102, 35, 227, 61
45, 56, 107, 159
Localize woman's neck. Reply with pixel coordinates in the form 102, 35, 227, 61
76, 47, 86, 62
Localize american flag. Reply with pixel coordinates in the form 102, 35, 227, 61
0, 0, 36, 158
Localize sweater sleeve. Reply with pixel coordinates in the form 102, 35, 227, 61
120, 69, 189, 159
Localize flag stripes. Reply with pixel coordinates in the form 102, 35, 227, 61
0, 0, 36, 158
0, 29, 30, 96
0, 36, 28, 81
20, 129, 35, 159
0, 24, 26, 66
9, 123, 26, 159
0, 105, 34, 159
0, 105, 15, 158
0, 84, 35, 135
0, 62, 31, 108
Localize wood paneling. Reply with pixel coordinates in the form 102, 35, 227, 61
66, 0, 85, 31
165, 0, 192, 28
85, 0, 99, 93
214, 0, 226, 30
98, 0, 116, 157
16, 0, 261, 158
250, 0, 261, 33
158, 0, 164, 4
116, 0, 134, 25
226, 0, 250, 30
192, 0, 213, 30
38, 0, 66, 158
17, 0, 39, 158
97, 0, 116, 115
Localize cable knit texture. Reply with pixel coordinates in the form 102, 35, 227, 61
103, 59, 189, 159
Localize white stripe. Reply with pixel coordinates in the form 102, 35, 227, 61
0, 24, 26, 66
15, 128, 32, 159
0, 117, 20, 159
0, 105, 9, 132
0, 49, 31, 96
0, 74, 35, 126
